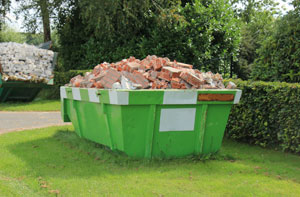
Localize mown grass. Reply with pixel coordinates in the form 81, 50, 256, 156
0, 100, 60, 111
0, 125, 299, 196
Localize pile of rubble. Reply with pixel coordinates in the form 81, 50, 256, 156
67, 55, 236, 89
0, 42, 55, 83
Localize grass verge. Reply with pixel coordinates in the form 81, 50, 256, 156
0, 125, 299, 196
0, 100, 60, 111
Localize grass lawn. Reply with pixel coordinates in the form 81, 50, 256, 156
0, 100, 60, 111
0, 126, 299, 196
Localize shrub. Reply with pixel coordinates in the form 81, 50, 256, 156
0, 25, 26, 43
226, 79, 300, 153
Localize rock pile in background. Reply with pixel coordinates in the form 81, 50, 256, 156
0, 42, 55, 83
66, 55, 236, 89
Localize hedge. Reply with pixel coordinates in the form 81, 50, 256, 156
37, 70, 90, 99
225, 79, 300, 153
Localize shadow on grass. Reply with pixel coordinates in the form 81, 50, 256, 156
7, 128, 236, 178
7, 128, 300, 183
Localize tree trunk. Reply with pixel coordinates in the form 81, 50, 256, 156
39, 0, 51, 42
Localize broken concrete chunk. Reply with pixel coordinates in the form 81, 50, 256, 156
226, 81, 237, 89
112, 82, 122, 89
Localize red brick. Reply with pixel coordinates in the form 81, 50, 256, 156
99, 69, 121, 89
179, 72, 205, 88
176, 62, 193, 69
180, 83, 187, 89
171, 77, 181, 83
121, 71, 135, 83
162, 67, 182, 78
158, 71, 171, 81
127, 62, 141, 72
133, 72, 149, 88
153, 59, 163, 71
171, 81, 181, 89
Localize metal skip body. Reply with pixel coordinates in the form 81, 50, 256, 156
60, 87, 242, 158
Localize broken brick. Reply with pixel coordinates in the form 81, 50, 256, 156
127, 62, 141, 72
133, 72, 149, 88
158, 71, 171, 81
66, 55, 229, 90
180, 72, 205, 88
99, 69, 121, 89
162, 67, 182, 78
176, 62, 193, 69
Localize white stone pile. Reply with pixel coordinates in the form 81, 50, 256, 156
0, 42, 55, 83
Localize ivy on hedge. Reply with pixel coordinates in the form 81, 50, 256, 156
225, 79, 300, 153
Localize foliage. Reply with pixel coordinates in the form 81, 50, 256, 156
22, 32, 44, 45
226, 79, 300, 153
57, 0, 240, 74
251, 8, 300, 82
0, 0, 11, 30
234, 10, 275, 79
230, 0, 279, 23
14, 0, 63, 41
0, 24, 26, 43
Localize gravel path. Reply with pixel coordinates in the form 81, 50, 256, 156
0, 112, 70, 134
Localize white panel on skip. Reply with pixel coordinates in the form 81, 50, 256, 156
109, 90, 129, 105
60, 87, 67, 99
72, 88, 81, 101
88, 88, 100, 103
163, 91, 198, 104
159, 108, 196, 132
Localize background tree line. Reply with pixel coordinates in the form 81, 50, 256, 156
1, 0, 300, 83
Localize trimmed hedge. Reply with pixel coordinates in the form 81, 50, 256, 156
226, 79, 300, 153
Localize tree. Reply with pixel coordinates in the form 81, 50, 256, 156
252, 1, 300, 82
229, 0, 279, 79
234, 10, 275, 79
15, 0, 62, 42
230, 0, 279, 23
0, 0, 11, 30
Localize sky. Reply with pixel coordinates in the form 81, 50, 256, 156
5, 0, 295, 32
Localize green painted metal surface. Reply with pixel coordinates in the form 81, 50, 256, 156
0, 73, 48, 102
61, 87, 242, 158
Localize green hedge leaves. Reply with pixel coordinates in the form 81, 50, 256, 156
226, 79, 300, 153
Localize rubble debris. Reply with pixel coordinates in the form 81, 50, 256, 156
0, 42, 55, 83
66, 55, 236, 90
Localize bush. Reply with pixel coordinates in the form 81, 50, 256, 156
0, 25, 26, 43
226, 79, 300, 153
